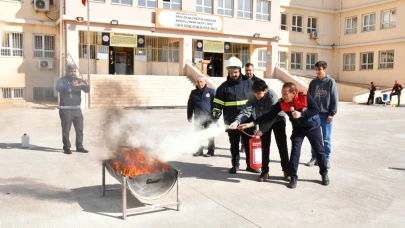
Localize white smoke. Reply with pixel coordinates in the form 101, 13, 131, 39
104, 110, 225, 161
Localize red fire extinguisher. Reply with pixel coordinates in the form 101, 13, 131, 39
240, 126, 262, 169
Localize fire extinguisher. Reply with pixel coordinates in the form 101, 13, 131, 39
240, 125, 262, 169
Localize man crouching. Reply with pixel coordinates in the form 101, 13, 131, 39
239, 82, 329, 189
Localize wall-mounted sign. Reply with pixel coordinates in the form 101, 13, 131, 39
224, 42, 231, 53
156, 9, 223, 33
203, 40, 224, 53
110, 33, 137, 47
196, 40, 203, 51
102, 32, 110, 46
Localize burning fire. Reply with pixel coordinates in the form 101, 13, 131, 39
109, 148, 170, 178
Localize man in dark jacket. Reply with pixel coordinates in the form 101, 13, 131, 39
239, 82, 329, 189
187, 76, 216, 157
230, 80, 289, 182
244, 63, 263, 83
389, 80, 403, 106
367, 82, 377, 105
55, 64, 90, 154
306, 61, 338, 168
212, 57, 259, 174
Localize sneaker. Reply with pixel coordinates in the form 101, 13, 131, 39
327, 160, 331, 169
321, 174, 330, 186
240, 145, 245, 153
246, 167, 261, 173
288, 176, 297, 189
64, 149, 72, 154
258, 172, 270, 182
203, 153, 214, 157
229, 166, 239, 174
193, 150, 203, 156
283, 171, 290, 182
306, 158, 317, 167
76, 148, 89, 153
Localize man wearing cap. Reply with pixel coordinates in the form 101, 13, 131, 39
56, 64, 90, 154
212, 57, 260, 174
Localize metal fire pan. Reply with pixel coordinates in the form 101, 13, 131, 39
105, 160, 178, 200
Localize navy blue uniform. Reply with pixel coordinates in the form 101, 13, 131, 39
187, 85, 216, 154
254, 93, 328, 178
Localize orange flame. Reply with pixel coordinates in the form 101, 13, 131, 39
109, 148, 170, 178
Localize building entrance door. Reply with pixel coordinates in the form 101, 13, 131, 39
203, 52, 223, 77
115, 52, 126, 75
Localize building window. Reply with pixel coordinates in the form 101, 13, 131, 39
280, 14, 287, 30
292, 15, 303, 32
218, 0, 232, 16
306, 53, 317, 70
381, 9, 396, 29
92, 0, 105, 2
379, 50, 394, 69
237, 0, 252, 19
138, 0, 156, 7
0, 32, 24, 57
258, 50, 267, 68
343, 53, 355, 71
361, 52, 374, 70
256, 0, 270, 21
291, 52, 302, 70
196, 0, 212, 14
362, 13, 375, 32
278, 51, 287, 68
111, 0, 132, 5
307, 17, 317, 33
33, 35, 55, 59
163, 0, 180, 10
345, 17, 357, 34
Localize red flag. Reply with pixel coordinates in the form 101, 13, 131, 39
82, 0, 86, 6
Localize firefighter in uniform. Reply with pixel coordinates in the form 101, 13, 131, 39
389, 80, 403, 106
212, 57, 260, 174
187, 76, 216, 157
239, 82, 329, 189
367, 82, 377, 105
56, 64, 90, 154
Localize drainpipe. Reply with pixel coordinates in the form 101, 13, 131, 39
337, 0, 342, 82
59, 0, 63, 79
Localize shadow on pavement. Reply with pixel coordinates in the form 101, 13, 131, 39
0, 143, 63, 153
388, 167, 405, 171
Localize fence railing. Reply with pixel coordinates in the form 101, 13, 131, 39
186, 59, 221, 88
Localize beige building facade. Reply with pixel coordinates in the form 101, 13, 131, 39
1, 0, 404, 102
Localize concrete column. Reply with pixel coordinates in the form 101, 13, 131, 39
179, 37, 193, 76
252, 0, 257, 20
65, 22, 80, 69
265, 41, 279, 78
212, 0, 217, 15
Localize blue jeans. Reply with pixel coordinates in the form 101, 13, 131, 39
311, 114, 332, 160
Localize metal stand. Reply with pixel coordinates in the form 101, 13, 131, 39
102, 162, 180, 220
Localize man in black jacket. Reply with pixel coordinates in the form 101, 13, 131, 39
244, 63, 263, 83
187, 76, 216, 157
56, 64, 90, 154
367, 82, 377, 105
389, 80, 403, 106
239, 82, 329, 189
212, 57, 260, 174
230, 80, 289, 182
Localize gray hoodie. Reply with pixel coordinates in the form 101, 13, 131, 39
308, 75, 338, 116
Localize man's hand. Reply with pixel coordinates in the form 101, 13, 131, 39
238, 122, 254, 130
72, 80, 80, 86
292, 111, 302, 119
188, 119, 192, 123
326, 115, 333, 123
82, 80, 89, 86
255, 130, 263, 137
229, 122, 238, 130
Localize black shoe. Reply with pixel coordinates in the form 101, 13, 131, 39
288, 176, 297, 189
246, 167, 261, 173
229, 166, 239, 174
321, 175, 330, 186
76, 148, 89, 153
193, 150, 203, 156
64, 149, 72, 154
204, 153, 214, 157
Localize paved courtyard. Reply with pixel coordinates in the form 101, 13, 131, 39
0, 102, 404, 228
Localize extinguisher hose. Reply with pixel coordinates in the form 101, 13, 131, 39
239, 129, 255, 138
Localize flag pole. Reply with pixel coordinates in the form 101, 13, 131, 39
86, 0, 90, 108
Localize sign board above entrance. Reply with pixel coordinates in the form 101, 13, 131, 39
110, 33, 137, 47
203, 40, 224, 53
156, 9, 223, 33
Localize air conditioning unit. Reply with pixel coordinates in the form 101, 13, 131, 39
34, 0, 50, 12
39, 60, 54, 70
310, 31, 320, 39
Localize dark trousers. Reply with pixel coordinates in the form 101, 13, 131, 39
390, 92, 401, 105
228, 128, 254, 167
290, 125, 328, 178
59, 109, 84, 149
196, 120, 215, 154
109, 65, 115, 75
367, 93, 375, 105
261, 120, 289, 173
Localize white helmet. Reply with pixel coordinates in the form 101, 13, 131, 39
226, 57, 243, 69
